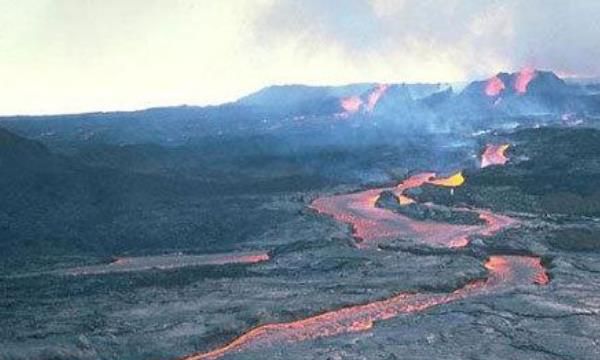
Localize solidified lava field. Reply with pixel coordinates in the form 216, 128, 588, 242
181, 159, 544, 360
2, 109, 600, 359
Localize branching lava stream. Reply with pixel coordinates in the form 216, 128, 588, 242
179, 168, 549, 360
311, 172, 515, 248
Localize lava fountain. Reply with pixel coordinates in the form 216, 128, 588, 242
485, 76, 505, 97
481, 144, 510, 168
179, 255, 548, 360
340, 96, 363, 114
514, 68, 537, 94
366, 84, 390, 112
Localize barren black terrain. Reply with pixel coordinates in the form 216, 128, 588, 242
1, 70, 599, 360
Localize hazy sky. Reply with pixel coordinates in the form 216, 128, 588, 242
1, 0, 599, 115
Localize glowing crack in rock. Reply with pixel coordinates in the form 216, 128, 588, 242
179, 256, 548, 360
514, 68, 537, 94
485, 76, 506, 97
481, 144, 510, 168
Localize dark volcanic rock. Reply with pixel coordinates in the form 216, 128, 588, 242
547, 227, 600, 252
376, 190, 484, 225
374, 190, 400, 209
411, 127, 600, 216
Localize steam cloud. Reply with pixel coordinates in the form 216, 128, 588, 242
254, 0, 600, 79
2, 0, 599, 114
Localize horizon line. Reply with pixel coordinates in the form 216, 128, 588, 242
0, 70, 593, 118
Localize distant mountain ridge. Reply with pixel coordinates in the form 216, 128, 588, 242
236, 82, 451, 117
234, 69, 592, 118
0, 69, 599, 147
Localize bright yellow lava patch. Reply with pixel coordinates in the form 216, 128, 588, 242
397, 195, 415, 205
430, 171, 465, 187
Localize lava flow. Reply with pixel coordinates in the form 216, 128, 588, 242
485, 75, 505, 97
338, 84, 390, 116
366, 84, 390, 112
179, 255, 548, 360
65, 251, 270, 276
177, 167, 548, 360
514, 68, 537, 94
311, 171, 514, 249
429, 171, 465, 187
481, 144, 510, 168
340, 95, 363, 114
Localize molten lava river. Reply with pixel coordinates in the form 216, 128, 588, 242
180, 169, 549, 360
310, 172, 514, 249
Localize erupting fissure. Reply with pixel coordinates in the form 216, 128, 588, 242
366, 84, 390, 112
339, 84, 390, 116
484, 68, 537, 97
514, 68, 537, 94
340, 96, 362, 114
485, 76, 505, 97
481, 144, 510, 168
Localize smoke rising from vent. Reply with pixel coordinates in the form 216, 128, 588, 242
1, 0, 599, 115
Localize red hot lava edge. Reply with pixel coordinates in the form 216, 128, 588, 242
177, 170, 549, 360
179, 256, 548, 360
310, 172, 517, 249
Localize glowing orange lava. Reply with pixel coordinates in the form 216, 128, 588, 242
340, 96, 363, 114
514, 68, 537, 94
484, 255, 549, 286
485, 76, 505, 97
225, 253, 271, 264
66, 252, 270, 276
393, 172, 435, 205
366, 84, 390, 112
397, 195, 415, 205
177, 162, 550, 360
179, 255, 548, 360
395, 172, 436, 191
429, 172, 465, 187
311, 172, 512, 249
481, 144, 510, 168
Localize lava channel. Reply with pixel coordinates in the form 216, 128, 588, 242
311, 172, 516, 248
481, 144, 510, 168
64, 251, 270, 276
178, 255, 548, 360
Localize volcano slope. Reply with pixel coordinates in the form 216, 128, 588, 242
182, 128, 599, 360
1, 124, 599, 360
